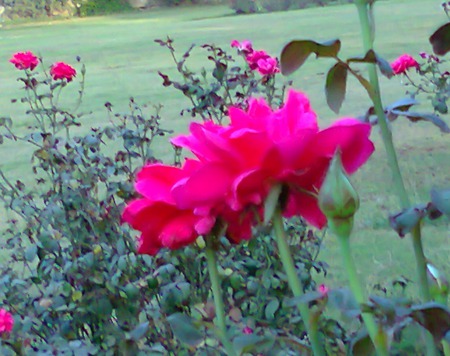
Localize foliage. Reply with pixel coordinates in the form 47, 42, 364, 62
0, 51, 329, 354
79, 0, 132, 16
1, 0, 75, 19
156, 37, 289, 124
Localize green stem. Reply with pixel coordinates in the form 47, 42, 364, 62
336, 227, 389, 356
273, 208, 325, 356
354, 2, 438, 355
205, 241, 236, 356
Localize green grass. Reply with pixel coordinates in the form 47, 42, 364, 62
0, 1, 448, 297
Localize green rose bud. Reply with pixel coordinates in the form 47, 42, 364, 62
319, 152, 360, 237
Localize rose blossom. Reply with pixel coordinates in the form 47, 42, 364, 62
172, 89, 374, 229
318, 284, 329, 296
124, 89, 374, 255
0, 309, 14, 333
256, 57, 280, 76
50, 62, 77, 82
9, 51, 39, 71
391, 54, 420, 75
230, 39, 253, 55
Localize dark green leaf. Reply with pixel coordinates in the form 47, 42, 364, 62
375, 53, 394, 78
430, 22, 450, 56
233, 334, 275, 355
431, 187, 450, 217
389, 204, 428, 238
410, 302, 450, 341
386, 97, 419, 112
284, 291, 323, 307
167, 313, 203, 347
325, 62, 348, 113
264, 184, 282, 224
264, 299, 280, 320
280, 39, 341, 75
347, 50, 377, 64
350, 330, 376, 356
389, 110, 450, 133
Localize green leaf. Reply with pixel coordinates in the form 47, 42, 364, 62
430, 22, 450, 56
386, 97, 419, 112
410, 302, 450, 341
431, 187, 450, 217
350, 330, 376, 356
284, 291, 323, 307
127, 322, 149, 341
325, 62, 348, 113
167, 313, 203, 347
264, 184, 282, 224
264, 299, 280, 320
347, 50, 393, 78
25, 245, 38, 262
374, 52, 394, 78
389, 110, 450, 133
389, 204, 428, 238
280, 39, 341, 76
232, 334, 275, 355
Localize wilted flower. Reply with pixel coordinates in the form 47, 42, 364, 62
9, 51, 39, 71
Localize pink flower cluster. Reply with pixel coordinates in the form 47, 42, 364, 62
10, 51, 77, 82
231, 40, 280, 76
0, 309, 14, 334
123, 90, 374, 255
390, 54, 420, 75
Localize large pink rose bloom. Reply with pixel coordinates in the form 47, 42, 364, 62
0, 309, 14, 333
172, 89, 374, 229
391, 54, 420, 75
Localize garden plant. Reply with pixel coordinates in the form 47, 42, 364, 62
0, 0, 449, 355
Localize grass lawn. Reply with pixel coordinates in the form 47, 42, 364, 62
0, 1, 448, 298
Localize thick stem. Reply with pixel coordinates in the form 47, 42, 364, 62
336, 229, 389, 356
354, 2, 438, 355
205, 241, 236, 356
273, 208, 325, 356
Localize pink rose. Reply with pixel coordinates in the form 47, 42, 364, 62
231, 39, 253, 55
0, 309, 14, 333
256, 57, 280, 76
245, 50, 270, 70
50, 62, 77, 82
318, 284, 329, 296
391, 54, 420, 75
172, 89, 374, 230
9, 51, 39, 71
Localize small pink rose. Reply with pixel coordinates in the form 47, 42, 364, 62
50, 62, 77, 82
0, 309, 14, 333
9, 51, 39, 71
391, 54, 420, 75
318, 284, 329, 297
243, 326, 253, 334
